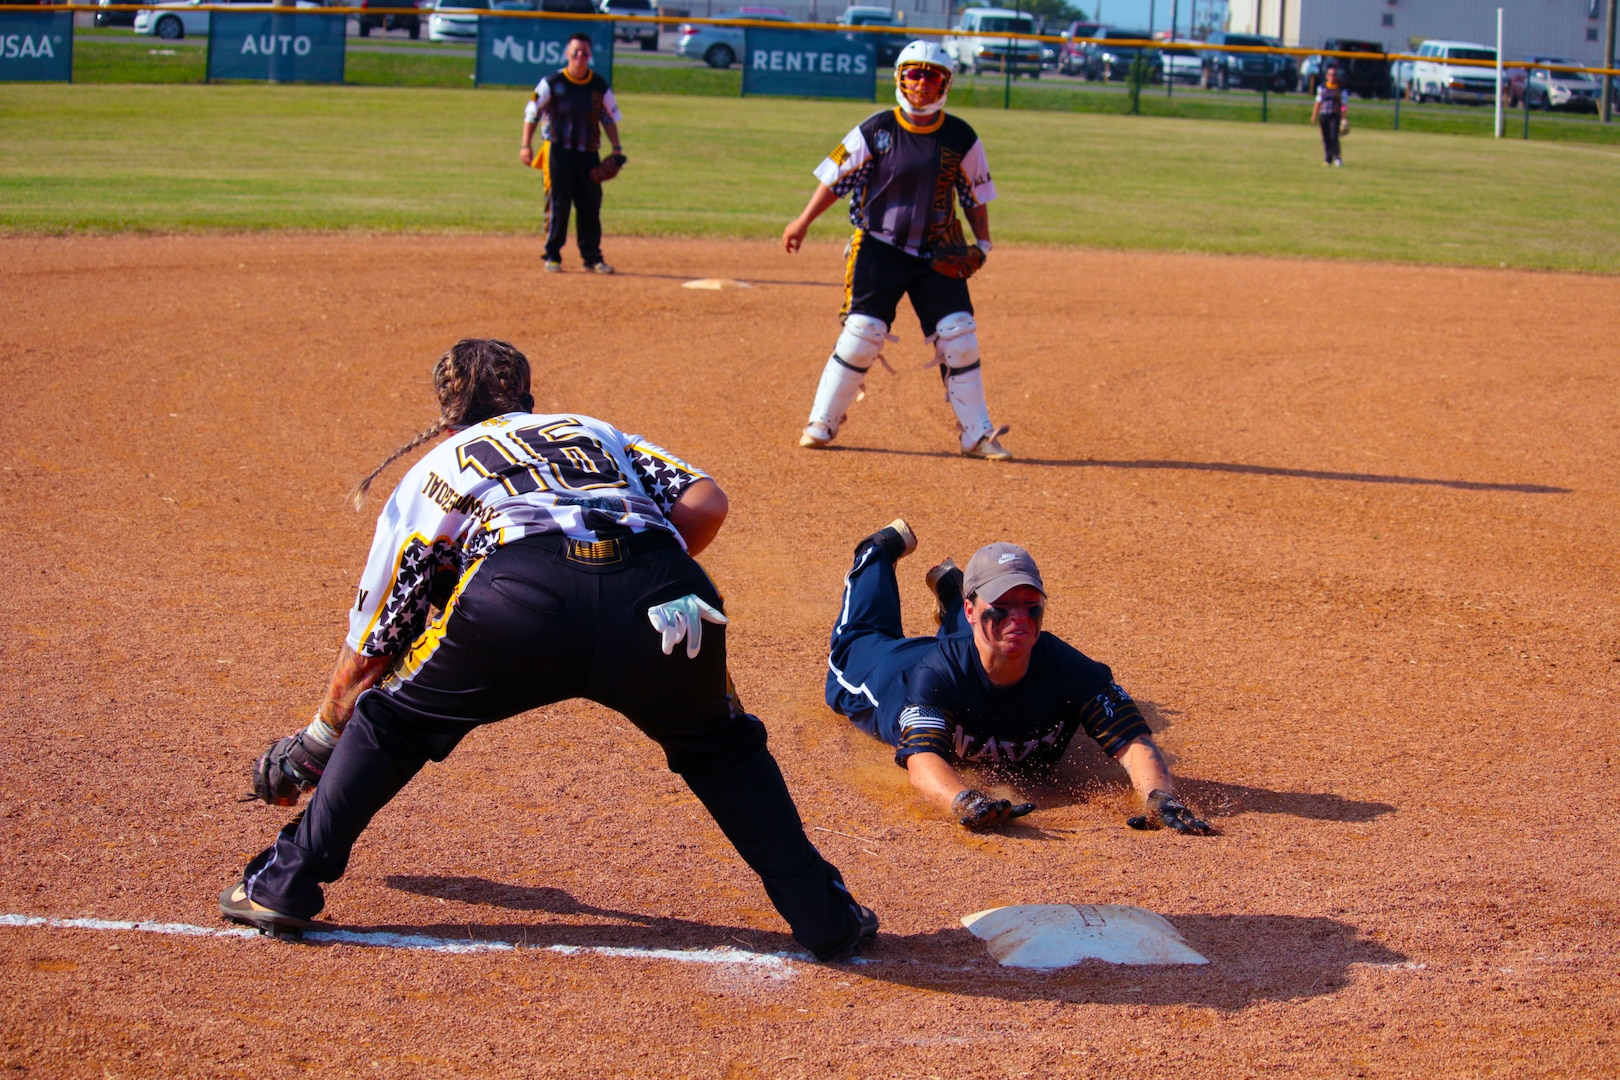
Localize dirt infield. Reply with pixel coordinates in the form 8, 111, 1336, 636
2, 233, 1616, 1078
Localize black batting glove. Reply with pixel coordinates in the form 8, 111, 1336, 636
952, 789, 1036, 830
1127, 789, 1214, 835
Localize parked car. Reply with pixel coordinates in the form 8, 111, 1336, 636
95, 0, 138, 28
1507, 56, 1599, 112
1408, 40, 1498, 105
358, 0, 421, 38
1080, 26, 1161, 83
836, 5, 905, 67
675, 6, 789, 69
942, 7, 1042, 77
134, 0, 322, 40
1055, 19, 1101, 76
1158, 36, 1205, 85
427, 0, 485, 42
1200, 31, 1293, 91
1297, 37, 1389, 97
599, 0, 658, 51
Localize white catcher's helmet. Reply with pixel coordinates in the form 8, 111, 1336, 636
894, 39, 954, 116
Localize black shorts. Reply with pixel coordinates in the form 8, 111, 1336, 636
841, 231, 972, 339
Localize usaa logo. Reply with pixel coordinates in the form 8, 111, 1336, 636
1, 34, 59, 60
491, 35, 579, 65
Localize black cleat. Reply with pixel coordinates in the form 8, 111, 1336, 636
220, 881, 309, 938
924, 558, 963, 627
811, 904, 880, 962
855, 519, 917, 563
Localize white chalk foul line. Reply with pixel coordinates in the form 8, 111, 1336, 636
0, 913, 795, 971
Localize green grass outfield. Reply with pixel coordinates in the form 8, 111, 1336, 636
3, 82, 1618, 271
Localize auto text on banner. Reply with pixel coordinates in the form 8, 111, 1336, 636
742, 27, 876, 100
476, 18, 614, 88
206, 12, 346, 84
0, 9, 73, 83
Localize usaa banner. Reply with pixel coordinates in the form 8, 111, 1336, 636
476, 19, 614, 88
743, 27, 875, 100
206, 12, 346, 83
0, 10, 73, 83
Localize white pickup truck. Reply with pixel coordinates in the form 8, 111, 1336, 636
942, 7, 1043, 77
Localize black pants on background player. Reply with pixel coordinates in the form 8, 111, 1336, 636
545, 145, 605, 267
845, 232, 973, 338
240, 531, 864, 958
1318, 114, 1341, 164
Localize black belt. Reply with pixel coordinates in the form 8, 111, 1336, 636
518, 529, 680, 567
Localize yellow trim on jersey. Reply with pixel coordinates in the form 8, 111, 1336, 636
384, 557, 487, 691
561, 67, 593, 85
626, 441, 708, 479
893, 107, 945, 135
840, 229, 863, 320
353, 530, 454, 656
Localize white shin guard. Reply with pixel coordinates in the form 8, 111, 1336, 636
807, 314, 890, 434
943, 365, 996, 449
807, 356, 868, 433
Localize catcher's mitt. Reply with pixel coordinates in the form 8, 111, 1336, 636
930, 217, 986, 280
1339, 116, 1350, 136
590, 152, 627, 184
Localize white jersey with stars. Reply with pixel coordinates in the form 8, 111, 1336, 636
347, 412, 707, 657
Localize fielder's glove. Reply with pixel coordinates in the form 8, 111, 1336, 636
590, 152, 627, 184
251, 731, 335, 807
647, 594, 728, 659
1127, 789, 1214, 835
1339, 116, 1350, 136
953, 789, 1036, 829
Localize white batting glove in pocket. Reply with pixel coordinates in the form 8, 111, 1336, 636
647, 594, 728, 659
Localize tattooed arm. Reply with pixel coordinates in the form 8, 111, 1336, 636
315, 645, 393, 737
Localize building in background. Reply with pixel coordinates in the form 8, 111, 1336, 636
1226, 0, 1611, 64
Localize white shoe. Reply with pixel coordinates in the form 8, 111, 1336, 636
962, 425, 1012, 461
587, 261, 616, 275
800, 421, 834, 449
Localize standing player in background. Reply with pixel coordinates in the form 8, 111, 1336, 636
520, 33, 626, 274
1310, 65, 1347, 166
782, 40, 1011, 461
221, 338, 877, 962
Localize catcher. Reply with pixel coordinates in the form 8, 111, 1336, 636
520, 33, 626, 274
220, 338, 878, 962
782, 39, 1010, 460
824, 518, 1215, 835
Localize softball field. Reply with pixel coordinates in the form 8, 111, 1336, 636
1, 232, 1616, 1077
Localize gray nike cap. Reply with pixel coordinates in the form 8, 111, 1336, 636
962, 542, 1046, 603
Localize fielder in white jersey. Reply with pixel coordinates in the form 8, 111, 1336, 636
223, 339, 878, 962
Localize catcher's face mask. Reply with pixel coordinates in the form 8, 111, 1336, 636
895, 63, 952, 115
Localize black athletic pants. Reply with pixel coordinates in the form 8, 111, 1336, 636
241, 532, 863, 957
544, 145, 605, 266
1319, 114, 1341, 163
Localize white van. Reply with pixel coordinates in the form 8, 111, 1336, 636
1408, 39, 1499, 105
942, 7, 1042, 77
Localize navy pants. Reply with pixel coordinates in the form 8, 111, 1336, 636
824, 544, 966, 745
544, 145, 604, 266
1319, 114, 1342, 163
243, 532, 863, 957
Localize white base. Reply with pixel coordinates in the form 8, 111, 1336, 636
682, 278, 752, 290
961, 904, 1208, 968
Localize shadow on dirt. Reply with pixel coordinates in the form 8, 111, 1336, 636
863, 913, 1412, 1008
829, 446, 1570, 493
377, 875, 1407, 1008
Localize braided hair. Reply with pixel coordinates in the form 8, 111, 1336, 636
348, 338, 535, 510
